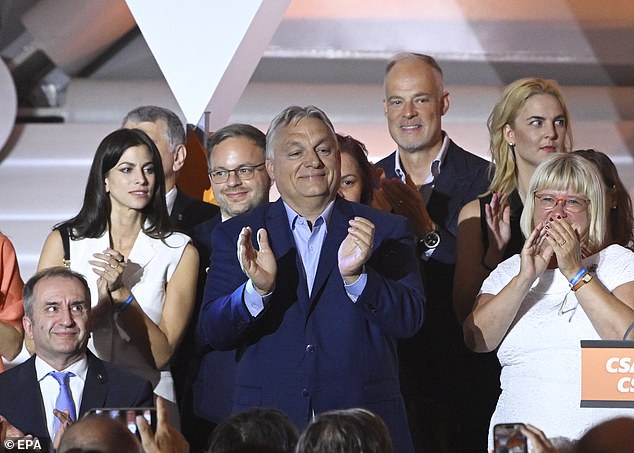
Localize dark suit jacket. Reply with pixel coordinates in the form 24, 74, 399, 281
0, 352, 153, 450
170, 187, 219, 233
198, 197, 424, 453
377, 139, 489, 365
190, 214, 239, 424
377, 139, 492, 450
168, 189, 217, 410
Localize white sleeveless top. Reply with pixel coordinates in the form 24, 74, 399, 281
69, 229, 190, 402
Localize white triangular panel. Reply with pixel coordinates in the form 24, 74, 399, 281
125, 0, 290, 126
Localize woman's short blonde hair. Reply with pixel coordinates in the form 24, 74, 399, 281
488, 78, 573, 194
520, 153, 606, 251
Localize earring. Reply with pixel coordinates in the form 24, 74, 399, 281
507, 143, 515, 152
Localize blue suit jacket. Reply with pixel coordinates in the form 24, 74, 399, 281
191, 214, 239, 424
198, 197, 424, 453
0, 352, 153, 451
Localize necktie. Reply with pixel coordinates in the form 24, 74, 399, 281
49, 371, 76, 435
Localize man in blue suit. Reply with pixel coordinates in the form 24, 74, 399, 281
198, 105, 425, 453
376, 53, 492, 452
0, 267, 153, 451
189, 123, 271, 451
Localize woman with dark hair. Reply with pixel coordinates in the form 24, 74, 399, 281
336, 133, 377, 206
38, 128, 198, 404
295, 408, 393, 453
573, 149, 634, 250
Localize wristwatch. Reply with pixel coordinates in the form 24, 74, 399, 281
416, 230, 440, 255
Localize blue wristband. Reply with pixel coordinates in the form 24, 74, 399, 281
569, 267, 588, 287
116, 294, 134, 313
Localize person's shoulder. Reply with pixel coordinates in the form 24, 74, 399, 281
459, 197, 483, 222
0, 357, 34, 389
218, 202, 273, 233
192, 214, 221, 238
375, 151, 397, 173
447, 140, 490, 168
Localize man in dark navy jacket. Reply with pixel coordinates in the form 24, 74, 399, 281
198, 105, 424, 453
0, 267, 153, 451
376, 53, 492, 452
189, 123, 270, 451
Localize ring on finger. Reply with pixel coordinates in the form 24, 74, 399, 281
558, 240, 567, 246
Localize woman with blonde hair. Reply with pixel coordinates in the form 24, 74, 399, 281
464, 153, 634, 447
454, 78, 572, 322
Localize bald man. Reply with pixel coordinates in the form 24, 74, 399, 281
57, 415, 139, 453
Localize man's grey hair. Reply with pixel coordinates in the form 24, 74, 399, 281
265, 105, 337, 159
23, 267, 91, 318
122, 105, 186, 152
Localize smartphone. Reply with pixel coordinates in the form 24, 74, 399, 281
493, 423, 528, 453
86, 407, 157, 437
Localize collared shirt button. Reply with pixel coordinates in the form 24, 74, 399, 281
302, 388, 310, 397
305, 344, 314, 353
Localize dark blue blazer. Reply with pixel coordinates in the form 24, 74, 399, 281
0, 352, 153, 450
191, 214, 238, 424
198, 197, 424, 453
377, 139, 493, 450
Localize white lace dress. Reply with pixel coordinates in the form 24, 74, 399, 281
482, 245, 634, 449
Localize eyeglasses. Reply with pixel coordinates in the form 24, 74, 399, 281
209, 163, 265, 183
534, 193, 590, 213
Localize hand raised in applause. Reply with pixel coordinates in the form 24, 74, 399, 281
483, 191, 512, 267
519, 222, 553, 283
338, 217, 375, 284
237, 227, 276, 296
52, 408, 73, 451
380, 175, 434, 235
90, 248, 126, 293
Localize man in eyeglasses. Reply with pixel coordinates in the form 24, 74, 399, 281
206, 124, 272, 223
188, 123, 271, 451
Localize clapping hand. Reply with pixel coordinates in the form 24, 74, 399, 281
380, 175, 434, 235
338, 217, 375, 284
484, 192, 512, 254
90, 248, 126, 293
52, 409, 73, 450
519, 222, 553, 282
237, 227, 277, 295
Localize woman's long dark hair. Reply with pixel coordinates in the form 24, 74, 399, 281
56, 128, 172, 240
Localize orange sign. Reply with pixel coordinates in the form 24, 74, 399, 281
581, 340, 634, 408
